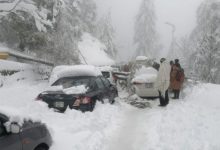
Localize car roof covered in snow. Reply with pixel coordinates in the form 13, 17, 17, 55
49, 65, 102, 85
132, 67, 158, 83
136, 56, 148, 61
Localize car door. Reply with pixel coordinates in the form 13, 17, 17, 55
0, 120, 22, 150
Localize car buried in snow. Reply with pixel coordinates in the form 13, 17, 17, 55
36, 65, 118, 112
0, 112, 52, 150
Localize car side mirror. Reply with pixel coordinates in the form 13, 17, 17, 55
10, 123, 20, 134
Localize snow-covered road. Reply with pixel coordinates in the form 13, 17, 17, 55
1, 72, 220, 150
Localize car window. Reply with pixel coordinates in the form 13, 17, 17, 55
101, 71, 110, 78
101, 77, 111, 87
95, 77, 105, 89
52, 77, 93, 89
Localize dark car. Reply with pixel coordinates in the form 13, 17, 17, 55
0, 113, 52, 150
36, 76, 118, 112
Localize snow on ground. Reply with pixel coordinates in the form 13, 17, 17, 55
104, 83, 220, 150
78, 33, 115, 66
0, 71, 124, 150
1, 70, 220, 150
0, 59, 33, 71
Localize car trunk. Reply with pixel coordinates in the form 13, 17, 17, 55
42, 91, 78, 112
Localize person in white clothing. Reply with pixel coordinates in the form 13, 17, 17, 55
155, 58, 171, 106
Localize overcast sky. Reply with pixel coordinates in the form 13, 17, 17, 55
95, 0, 204, 61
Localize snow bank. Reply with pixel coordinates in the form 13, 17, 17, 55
133, 83, 220, 150
78, 33, 115, 66
0, 60, 33, 71
0, 71, 123, 150
2, 70, 43, 87
49, 65, 102, 85
132, 66, 158, 83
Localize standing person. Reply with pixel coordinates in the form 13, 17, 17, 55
170, 60, 174, 70
174, 59, 181, 68
170, 59, 185, 99
169, 60, 175, 96
155, 58, 171, 106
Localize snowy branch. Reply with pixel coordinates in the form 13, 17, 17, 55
0, 0, 22, 13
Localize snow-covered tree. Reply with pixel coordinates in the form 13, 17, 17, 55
190, 0, 220, 83
97, 12, 117, 58
133, 0, 158, 58
51, 0, 97, 65
0, 0, 98, 65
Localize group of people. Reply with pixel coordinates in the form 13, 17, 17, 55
155, 58, 185, 107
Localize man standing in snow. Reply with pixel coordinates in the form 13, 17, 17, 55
155, 58, 171, 106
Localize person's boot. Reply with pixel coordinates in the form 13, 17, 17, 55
176, 90, 180, 99
172, 90, 176, 99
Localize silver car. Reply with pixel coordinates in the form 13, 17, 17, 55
0, 113, 52, 150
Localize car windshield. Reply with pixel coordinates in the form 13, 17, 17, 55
52, 76, 93, 89
101, 71, 110, 78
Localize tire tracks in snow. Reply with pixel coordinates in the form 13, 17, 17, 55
105, 105, 148, 150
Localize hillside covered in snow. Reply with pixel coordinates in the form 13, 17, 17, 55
0, 0, 116, 66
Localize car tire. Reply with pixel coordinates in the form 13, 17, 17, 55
34, 144, 49, 150
109, 93, 117, 104
109, 99, 115, 104
34, 147, 48, 150
90, 100, 96, 112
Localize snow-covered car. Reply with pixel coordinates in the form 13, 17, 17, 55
131, 66, 159, 99
36, 65, 118, 112
0, 112, 52, 150
98, 66, 118, 85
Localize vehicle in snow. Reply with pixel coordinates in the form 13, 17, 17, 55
131, 61, 159, 99
98, 66, 118, 85
0, 113, 52, 150
36, 65, 118, 112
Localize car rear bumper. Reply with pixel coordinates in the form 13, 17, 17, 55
134, 86, 159, 98
44, 101, 91, 112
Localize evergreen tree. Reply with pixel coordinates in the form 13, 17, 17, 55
97, 12, 117, 58
190, 0, 220, 83
134, 0, 158, 58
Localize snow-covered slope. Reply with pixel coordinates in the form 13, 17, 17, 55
78, 33, 115, 66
